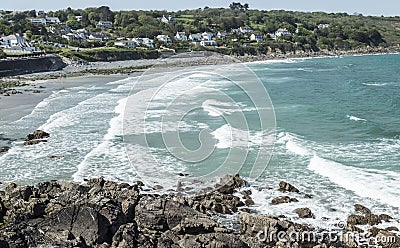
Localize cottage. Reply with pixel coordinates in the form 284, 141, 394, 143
202, 32, 214, 41
76, 29, 90, 39
160, 15, 175, 24
0, 34, 40, 53
36, 10, 45, 16
250, 33, 263, 42
96, 21, 113, 29
217, 31, 228, 38
318, 24, 330, 29
0, 14, 4, 19
88, 32, 109, 41
275, 28, 292, 38
239, 27, 253, 34
156, 35, 172, 44
175, 32, 187, 41
133, 38, 154, 47
27, 17, 60, 25
115, 40, 137, 48
200, 40, 217, 46
62, 33, 83, 41
188, 33, 202, 41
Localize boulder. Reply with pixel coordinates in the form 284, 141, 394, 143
0, 146, 10, 153
23, 139, 47, 146
217, 174, 247, 194
25, 130, 50, 141
354, 204, 371, 215
294, 208, 313, 218
271, 196, 298, 205
278, 181, 299, 193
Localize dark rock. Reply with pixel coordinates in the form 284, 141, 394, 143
354, 204, 371, 215
385, 226, 399, 232
23, 139, 47, 146
217, 174, 247, 194
244, 198, 255, 206
304, 194, 313, 199
278, 181, 300, 193
294, 208, 313, 218
271, 196, 298, 205
347, 214, 368, 225
379, 213, 393, 222
0, 146, 10, 153
25, 130, 50, 141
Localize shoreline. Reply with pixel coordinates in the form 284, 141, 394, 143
0, 175, 398, 247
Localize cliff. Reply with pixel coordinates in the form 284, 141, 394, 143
0, 55, 66, 77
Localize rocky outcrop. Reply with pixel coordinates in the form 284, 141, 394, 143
271, 196, 298, 205
0, 55, 66, 77
0, 176, 398, 248
278, 181, 300, 193
24, 130, 50, 146
294, 207, 314, 218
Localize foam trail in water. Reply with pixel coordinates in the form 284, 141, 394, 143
346, 115, 367, 122
308, 155, 400, 208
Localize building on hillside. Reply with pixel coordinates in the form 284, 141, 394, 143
156, 35, 172, 44
239, 27, 253, 34
160, 15, 175, 24
217, 31, 228, 38
88, 32, 109, 41
96, 21, 113, 29
202, 32, 214, 41
0, 34, 40, 53
133, 38, 154, 47
188, 33, 203, 41
62, 33, 84, 41
317, 24, 330, 29
250, 33, 263, 42
274, 28, 292, 38
115, 40, 137, 48
175, 32, 187, 41
36, 10, 45, 16
0, 14, 4, 19
76, 29, 90, 39
200, 40, 217, 46
27, 17, 60, 25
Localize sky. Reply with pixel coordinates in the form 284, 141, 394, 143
1, 0, 399, 17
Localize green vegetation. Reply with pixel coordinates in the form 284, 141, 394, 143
0, 49, 6, 59
1, 3, 400, 61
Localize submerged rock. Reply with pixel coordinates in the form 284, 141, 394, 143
294, 207, 314, 218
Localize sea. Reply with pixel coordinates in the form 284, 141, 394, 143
1, 54, 399, 229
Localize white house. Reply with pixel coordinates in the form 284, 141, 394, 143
175, 32, 187, 41
160, 15, 175, 24
62, 33, 83, 41
89, 32, 109, 41
133, 38, 154, 47
188, 33, 203, 41
46, 17, 60, 24
275, 28, 292, 38
156, 35, 172, 44
318, 24, 330, 29
76, 29, 90, 39
217, 31, 228, 38
27, 17, 60, 25
250, 33, 263, 42
0, 13, 4, 19
200, 40, 217, 46
27, 18, 47, 25
75, 16, 83, 22
36, 10, 45, 16
240, 27, 253, 34
115, 40, 137, 48
202, 32, 213, 41
0, 34, 40, 53
96, 21, 113, 29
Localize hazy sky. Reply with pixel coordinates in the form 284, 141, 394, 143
2, 0, 399, 16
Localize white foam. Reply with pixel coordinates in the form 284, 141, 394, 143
276, 132, 309, 156
347, 115, 367, 122
211, 124, 266, 149
362, 83, 387, 87
308, 155, 400, 208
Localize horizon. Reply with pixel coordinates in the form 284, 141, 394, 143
1, 0, 399, 17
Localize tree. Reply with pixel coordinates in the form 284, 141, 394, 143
0, 49, 6, 59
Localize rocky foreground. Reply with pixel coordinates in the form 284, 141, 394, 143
0, 175, 399, 248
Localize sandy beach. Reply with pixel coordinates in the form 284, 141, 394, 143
0, 74, 130, 126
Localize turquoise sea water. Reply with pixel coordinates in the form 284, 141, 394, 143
0, 54, 399, 227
